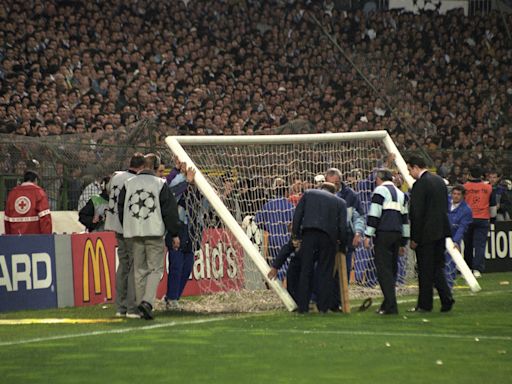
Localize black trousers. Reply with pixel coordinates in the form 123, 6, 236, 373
297, 229, 336, 313
415, 238, 452, 311
285, 255, 301, 303
373, 231, 401, 314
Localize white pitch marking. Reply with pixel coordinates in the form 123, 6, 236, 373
0, 316, 234, 347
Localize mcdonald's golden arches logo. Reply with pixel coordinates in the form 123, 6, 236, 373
83, 237, 112, 302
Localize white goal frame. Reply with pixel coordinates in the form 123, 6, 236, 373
165, 130, 479, 312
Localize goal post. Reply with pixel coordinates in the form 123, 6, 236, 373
165, 130, 479, 312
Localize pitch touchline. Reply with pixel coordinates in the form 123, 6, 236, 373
168, 327, 512, 342
0, 316, 236, 347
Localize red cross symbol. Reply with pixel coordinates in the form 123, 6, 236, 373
18, 200, 27, 210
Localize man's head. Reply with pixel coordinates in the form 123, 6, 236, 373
324, 168, 342, 191
405, 155, 427, 180
144, 153, 161, 173
156, 163, 166, 178
488, 171, 500, 186
375, 168, 394, 186
469, 166, 482, 180
320, 182, 337, 194
23, 170, 39, 184
129, 152, 145, 172
451, 184, 465, 204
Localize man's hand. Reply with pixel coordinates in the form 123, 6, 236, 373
363, 237, 372, 249
410, 240, 417, 250
267, 267, 278, 280
186, 167, 196, 183
399, 246, 406, 256
352, 232, 362, 247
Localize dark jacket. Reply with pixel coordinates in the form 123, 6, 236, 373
409, 171, 451, 244
292, 189, 347, 247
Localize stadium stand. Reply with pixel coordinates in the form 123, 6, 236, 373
0, 0, 511, 206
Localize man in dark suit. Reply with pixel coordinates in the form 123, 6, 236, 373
406, 155, 454, 313
292, 182, 347, 313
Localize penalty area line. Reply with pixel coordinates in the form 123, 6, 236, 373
0, 315, 241, 347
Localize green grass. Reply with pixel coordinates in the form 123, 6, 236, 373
1, 273, 511, 384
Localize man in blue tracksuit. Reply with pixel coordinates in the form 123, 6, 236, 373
446, 184, 473, 288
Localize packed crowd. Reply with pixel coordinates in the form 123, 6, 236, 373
0, 0, 511, 182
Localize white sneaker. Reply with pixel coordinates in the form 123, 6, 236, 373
473, 270, 481, 278
126, 312, 142, 319
166, 300, 181, 311
115, 311, 126, 317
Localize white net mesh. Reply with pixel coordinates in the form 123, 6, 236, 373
165, 134, 419, 311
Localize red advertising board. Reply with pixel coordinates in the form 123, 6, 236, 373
71, 232, 117, 306
156, 228, 245, 298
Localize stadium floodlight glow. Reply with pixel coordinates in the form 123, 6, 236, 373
166, 130, 480, 312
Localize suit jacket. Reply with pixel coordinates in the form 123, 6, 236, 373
409, 171, 451, 245
292, 189, 347, 247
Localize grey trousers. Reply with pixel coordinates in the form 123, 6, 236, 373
131, 236, 165, 307
115, 233, 137, 313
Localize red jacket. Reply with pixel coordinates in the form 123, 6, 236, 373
4, 182, 52, 235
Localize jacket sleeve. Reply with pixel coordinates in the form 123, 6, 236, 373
272, 241, 294, 269
160, 183, 181, 237
38, 190, 53, 234
453, 206, 473, 244
410, 182, 426, 244
292, 194, 306, 240
118, 186, 126, 226
78, 199, 97, 232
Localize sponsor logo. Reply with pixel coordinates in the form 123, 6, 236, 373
0, 253, 52, 292
14, 196, 31, 215
83, 238, 112, 302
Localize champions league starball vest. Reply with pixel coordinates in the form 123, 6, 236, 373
122, 174, 166, 238
105, 170, 135, 234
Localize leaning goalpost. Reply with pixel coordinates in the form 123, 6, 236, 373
165, 131, 479, 312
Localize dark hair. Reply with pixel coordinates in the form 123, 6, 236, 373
376, 168, 394, 182
452, 184, 465, 195
469, 166, 482, 179
129, 152, 145, 168
405, 154, 427, 169
23, 170, 39, 183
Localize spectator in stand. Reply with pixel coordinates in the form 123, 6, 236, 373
1, 0, 511, 182
463, 167, 497, 278
4, 170, 52, 235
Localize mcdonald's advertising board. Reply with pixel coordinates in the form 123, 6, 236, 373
71, 232, 117, 306
0, 235, 57, 312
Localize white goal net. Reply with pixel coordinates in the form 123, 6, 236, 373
165, 132, 419, 312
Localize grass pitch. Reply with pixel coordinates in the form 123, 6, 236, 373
1, 272, 511, 384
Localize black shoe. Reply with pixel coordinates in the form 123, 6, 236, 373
138, 301, 154, 320
441, 299, 455, 313
377, 309, 398, 315
407, 307, 431, 313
